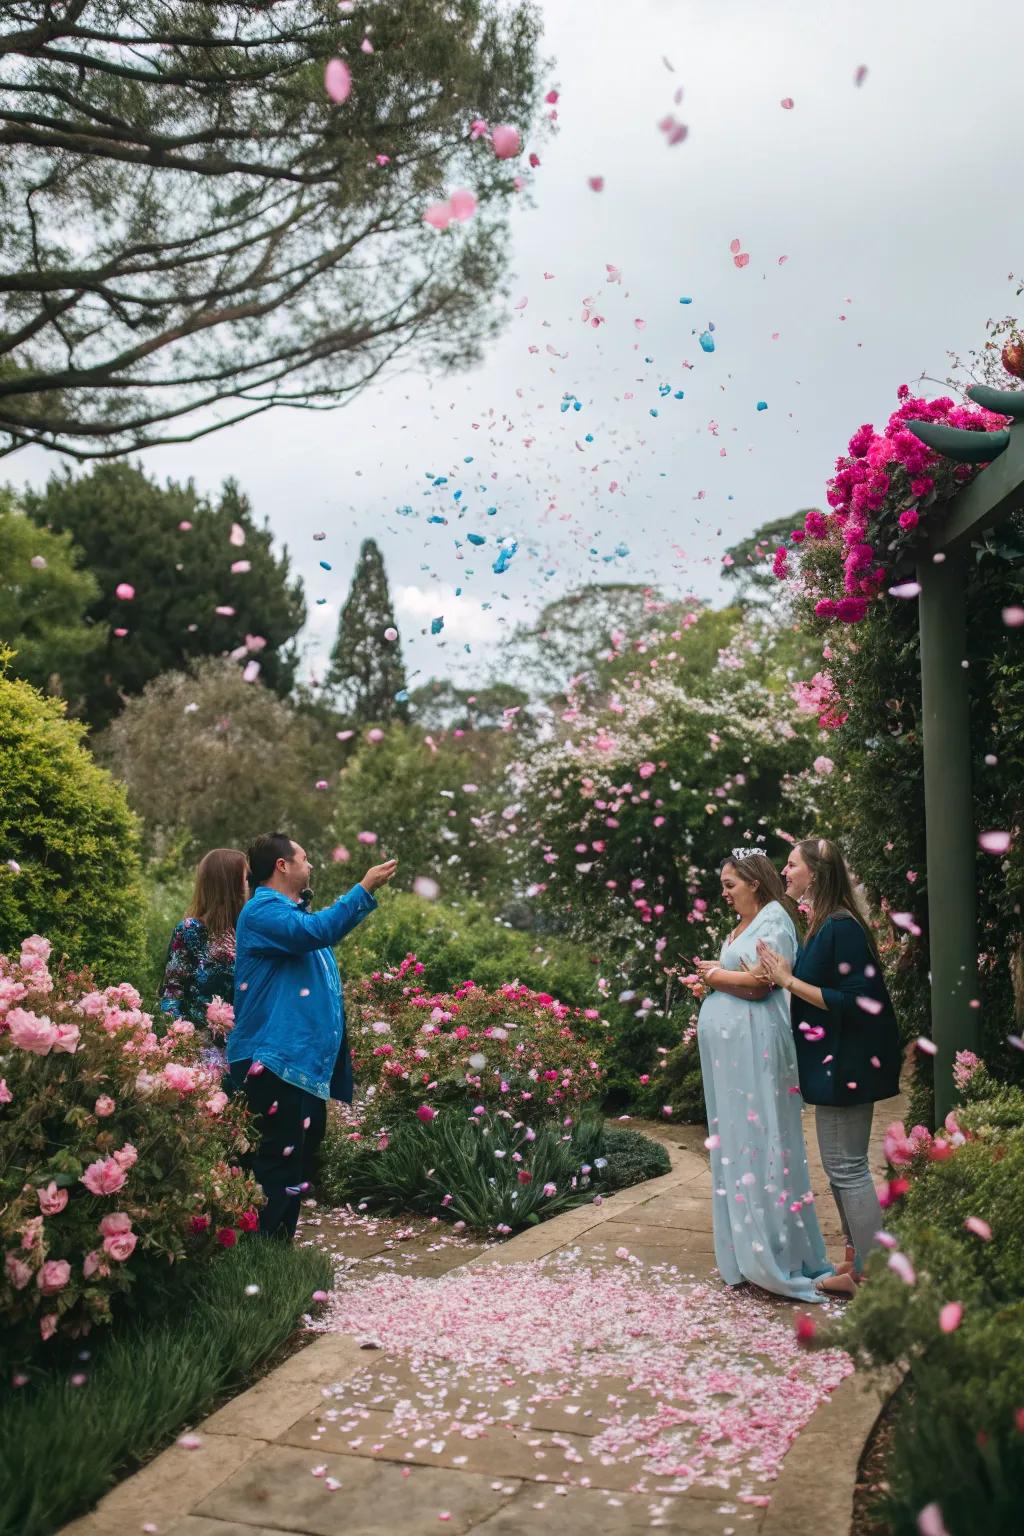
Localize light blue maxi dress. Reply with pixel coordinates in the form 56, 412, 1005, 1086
696, 900, 833, 1302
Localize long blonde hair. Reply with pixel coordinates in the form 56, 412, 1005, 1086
795, 837, 880, 962
722, 852, 802, 931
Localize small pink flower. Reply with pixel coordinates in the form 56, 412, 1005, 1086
206, 997, 234, 1033
6, 1007, 58, 1054
39, 1313, 58, 1341
0, 1079, 11, 1105
36, 1258, 71, 1295
162, 1062, 199, 1093
94, 1095, 116, 1117
98, 1211, 132, 1237
416, 1105, 437, 1122
102, 1232, 138, 1262
205, 1090, 229, 1116
112, 1142, 138, 1170
81, 1157, 127, 1196
5, 1252, 33, 1290
38, 1181, 68, 1215
52, 1022, 81, 1054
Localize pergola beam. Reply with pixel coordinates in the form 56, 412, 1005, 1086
928, 426, 1024, 554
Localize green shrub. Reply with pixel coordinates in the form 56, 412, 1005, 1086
318, 1108, 670, 1235
824, 1073, 1024, 1534
0, 665, 145, 982
0, 945, 261, 1365
345, 956, 607, 1132
632, 1022, 706, 1125
0, 1239, 331, 1536
138, 863, 191, 1009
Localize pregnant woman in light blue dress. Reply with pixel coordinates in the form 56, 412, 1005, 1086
694, 851, 832, 1302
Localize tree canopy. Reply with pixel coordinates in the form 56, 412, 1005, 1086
0, 0, 546, 458
24, 462, 306, 726
329, 536, 408, 724
0, 487, 104, 707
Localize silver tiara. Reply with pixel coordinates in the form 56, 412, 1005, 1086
730, 847, 762, 862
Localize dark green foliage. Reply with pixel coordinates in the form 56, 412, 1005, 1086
803, 510, 1024, 1122
597, 1127, 672, 1189
631, 1036, 706, 1125
823, 1077, 1024, 1534
23, 465, 306, 727
0, 1241, 332, 1536
0, 0, 547, 457
319, 1111, 670, 1231
329, 539, 409, 725
0, 664, 145, 981
0, 491, 103, 710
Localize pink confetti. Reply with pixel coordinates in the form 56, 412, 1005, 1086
978, 830, 1011, 854
325, 59, 352, 104
915, 1037, 938, 1056
780, 97, 794, 109
964, 1216, 992, 1241
939, 1301, 962, 1333
888, 1251, 916, 1285
1002, 606, 1024, 627
491, 124, 521, 160
588, 176, 604, 192
424, 200, 453, 231
115, 582, 135, 601
449, 188, 477, 222
854, 65, 869, 87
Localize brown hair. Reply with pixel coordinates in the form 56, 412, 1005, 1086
187, 848, 248, 936
794, 837, 880, 962
721, 852, 802, 931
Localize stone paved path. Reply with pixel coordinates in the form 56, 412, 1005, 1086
61, 1101, 901, 1536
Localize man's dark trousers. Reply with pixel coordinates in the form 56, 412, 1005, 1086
229, 1061, 326, 1239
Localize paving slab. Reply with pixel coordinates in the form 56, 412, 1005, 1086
194, 1442, 517, 1536
467, 1483, 761, 1535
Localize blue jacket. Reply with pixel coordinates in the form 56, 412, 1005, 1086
227, 883, 377, 1100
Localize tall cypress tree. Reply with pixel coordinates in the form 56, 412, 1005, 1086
329, 540, 409, 724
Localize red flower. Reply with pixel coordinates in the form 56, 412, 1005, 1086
238, 1209, 259, 1232
517, 1169, 533, 1185
216, 1227, 237, 1248
190, 1214, 210, 1234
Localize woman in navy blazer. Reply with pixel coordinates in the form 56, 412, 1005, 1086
756, 838, 900, 1297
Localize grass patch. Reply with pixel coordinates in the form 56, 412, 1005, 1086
0, 1239, 332, 1536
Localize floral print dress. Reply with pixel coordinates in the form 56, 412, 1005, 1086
158, 918, 235, 1074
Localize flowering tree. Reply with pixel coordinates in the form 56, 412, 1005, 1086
1, 937, 260, 1355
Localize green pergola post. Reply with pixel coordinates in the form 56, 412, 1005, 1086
916, 548, 979, 1125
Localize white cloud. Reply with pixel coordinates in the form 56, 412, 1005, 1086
394, 584, 502, 645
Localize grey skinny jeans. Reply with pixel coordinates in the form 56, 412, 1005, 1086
815, 1101, 883, 1273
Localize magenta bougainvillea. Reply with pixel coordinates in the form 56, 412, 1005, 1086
779, 389, 1009, 624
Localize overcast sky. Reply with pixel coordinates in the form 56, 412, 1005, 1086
8, 0, 1024, 695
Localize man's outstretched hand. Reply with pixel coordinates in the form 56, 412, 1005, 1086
360, 858, 399, 895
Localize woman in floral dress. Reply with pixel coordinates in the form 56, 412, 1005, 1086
159, 848, 248, 1073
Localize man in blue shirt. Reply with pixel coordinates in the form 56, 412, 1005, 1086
228, 831, 397, 1238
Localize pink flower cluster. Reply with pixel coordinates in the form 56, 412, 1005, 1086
790, 672, 848, 731
779, 390, 1008, 623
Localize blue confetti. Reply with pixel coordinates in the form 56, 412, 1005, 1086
427, 514, 448, 525
432, 475, 448, 486
463, 455, 474, 463
585, 433, 594, 443
649, 408, 659, 417
467, 532, 486, 546
318, 560, 332, 570
679, 296, 692, 304
699, 331, 715, 353
431, 616, 444, 635
615, 543, 629, 557
315, 597, 327, 606
394, 689, 410, 702
674, 389, 685, 399
573, 400, 582, 412
486, 506, 497, 517
756, 400, 768, 411
492, 541, 518, 575
658, 384, 671, 397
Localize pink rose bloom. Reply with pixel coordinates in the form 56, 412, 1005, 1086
36, 1258, 71, 1295
98, 1211, 132, 1237
882, 1121, 917, 1167
94, 1095, 116, 1117
0, 977, 28, 1014
52, 1022, 81, 1054
103, 1232, 138, 1262
81, 1156, 127, 1196
38, 1181, 69, 1216
813, 755, 835, 776
161, 1062, 199, 1093
205, 997, 234, 1033
6, 1007, 58, 1054
83, 1249, 105, 1278
39, 1314, 58, 1341
112, 1142, 137, 1170
205, 1090, 229, 1115
5, 1252, 33, 1289
77, 991, 107, 1016
637, 761, 657, 779
0, 1079, 12, 1105
21, 935, 52, 963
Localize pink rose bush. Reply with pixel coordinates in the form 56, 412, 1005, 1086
346, 954, 607, 1132
777, 388, 1009, 626
0, 937, 262, 1352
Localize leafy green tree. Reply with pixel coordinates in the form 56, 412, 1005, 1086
24, 463, 305, 727
329, 538, 409, 725
504, 583, 669, 697
409, 678, 533, 735
0, 488, 103, 708
98, 659, 333, 865
721, 514, 803, 604
0, 0, 546, 458
0, 655, 145, 981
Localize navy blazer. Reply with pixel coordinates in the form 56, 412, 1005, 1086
791, 913, 901, 1107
